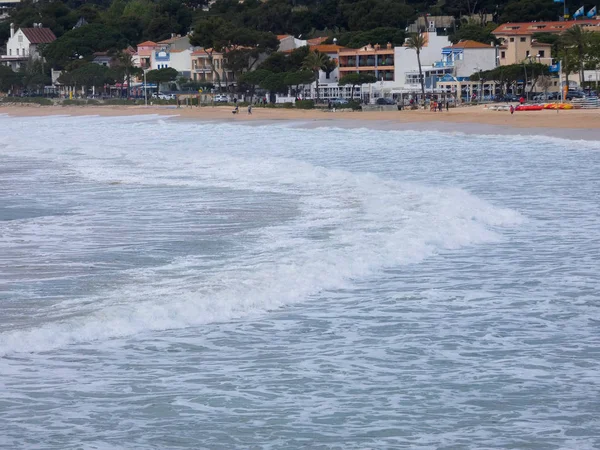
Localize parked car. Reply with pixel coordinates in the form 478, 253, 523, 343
376, 97, 396, 105
566, 90, 585, 100
331, 98, 349, 105
213, 94, 230, 103
494, 94, 519, 102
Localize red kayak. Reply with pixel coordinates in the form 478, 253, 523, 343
515, 104, 544, 111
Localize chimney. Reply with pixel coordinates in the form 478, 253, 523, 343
10, 23, 14, 38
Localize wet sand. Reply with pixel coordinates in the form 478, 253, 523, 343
2, 104, 600, 140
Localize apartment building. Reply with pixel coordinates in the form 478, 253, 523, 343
493, 19, 600, 65
190, 49, 234, 86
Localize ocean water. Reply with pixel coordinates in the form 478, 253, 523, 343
0, 113, 599, 449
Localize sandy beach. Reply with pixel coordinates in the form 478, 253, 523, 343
2, 103, 600, 139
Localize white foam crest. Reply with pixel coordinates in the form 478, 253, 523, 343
0, 151, 522, 355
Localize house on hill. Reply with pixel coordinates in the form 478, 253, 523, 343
1, 23, 56, 71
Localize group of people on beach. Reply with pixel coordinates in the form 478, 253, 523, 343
430, 100, 449, 112
231, 97, 253, 115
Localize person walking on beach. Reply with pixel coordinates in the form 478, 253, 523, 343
248, 104, 252, 115
438, 101, 443, 112
510, 105, 514, 115
445, 101, 449, 111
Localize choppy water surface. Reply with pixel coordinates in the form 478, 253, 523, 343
0, 114, 599, 449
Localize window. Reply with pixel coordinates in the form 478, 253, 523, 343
526, 50, 530, 58
18, 35, 23, 42
520, 37, 526, 42
16, 48, 19, 55
501, 51, 506, 59
510, 37, 515, 42
8, 49, 11, 55
539, 50, 545, 58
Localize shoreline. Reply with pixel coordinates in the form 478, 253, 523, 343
2, 104, 600, 140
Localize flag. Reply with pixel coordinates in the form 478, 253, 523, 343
587, 5, 597, 16
573, 5, 585, 17
554, 0, 564, 3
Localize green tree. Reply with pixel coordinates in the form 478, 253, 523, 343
0, 65, 23, 93
405, 33, 427, 100
302, 50, 329, 101
239, 68, 272, 99
284, 70, 315, 96
44, 23, 126, 69
338, 72, 377, 99
449, 21, 497, 45
59, 62, 114, 95
113, 50, 141, 97
192, 19, 279, 89
190, 18, 232, 89
330, 27, 406, 48
259, 72, 287, 97
561, 25, 590, 85
145, 67, 178, 92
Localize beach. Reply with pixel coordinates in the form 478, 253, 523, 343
2, 103, 600, 139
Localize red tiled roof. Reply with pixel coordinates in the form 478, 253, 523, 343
446, 40, 493, 49
277, 34, 292, 40
21, 28, 56, 44
137, 41, 157, 47
493, 19, 600, 36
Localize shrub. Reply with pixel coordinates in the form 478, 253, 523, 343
0, 96, 53, 105
347, 100, 362, 111
295, 99, 314, 109
282, 102, 294, 108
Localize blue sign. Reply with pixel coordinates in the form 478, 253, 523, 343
549, 62, 560, 73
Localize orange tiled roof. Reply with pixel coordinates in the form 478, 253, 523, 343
137, 40, 157, 47
493, 19, 600, 36
446, 40, 493, 49
277, 34, 292, 40
310, 44, 345, 53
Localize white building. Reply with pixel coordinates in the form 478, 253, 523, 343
1, 23, 56, 71
440, 40, 497, 78
149, 35, 193, 77
394, 30, 452, 92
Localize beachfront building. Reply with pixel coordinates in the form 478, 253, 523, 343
135, 41, 157, 69
492, 19, 600, 67
190, 49, 235, 88
310, 44, 344, 99
391, 28, 452, 95
1, 23, 56, 71
429, 40, 497, 101
149, 35, 192, 78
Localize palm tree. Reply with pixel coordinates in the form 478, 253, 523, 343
405, 33, 427, 102
302, 50, 328, 101
116, 50, 140, 98
561, 25, 589, 85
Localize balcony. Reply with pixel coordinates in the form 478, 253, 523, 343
433, 60, 454, 68
193, 65, 213, 72
154, 51, 170, 61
